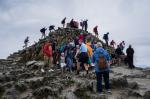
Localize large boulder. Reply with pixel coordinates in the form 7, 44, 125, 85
143, 91, 150, 99
0, 85, 5, 98
110, 76, 128, 89
128, 82, 139, 89
33, 86, 59, 98
15, 82, 27, 93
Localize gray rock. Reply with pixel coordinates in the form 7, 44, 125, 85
26, 60, 37, 67
34, 61, 45, 67
0, 85, 5, 98
143, 91, 150, 99
33, 86, 59, 98
65, 91, 77, 99
5, 89, 20, 99
15, 82, 27, 93
110, 76, 128, 89
128, 82, 138, 89
127, 89, 142, 97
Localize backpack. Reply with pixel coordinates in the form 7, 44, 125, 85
98, 55, 107, 69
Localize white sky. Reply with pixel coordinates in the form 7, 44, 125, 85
0, 0, 150, 67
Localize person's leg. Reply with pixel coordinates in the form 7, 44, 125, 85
96, 72, 103, 93
84, 63, 89, 74
49, 56, 53, 68
103, 71, 110, 91
106, 40, 108, 46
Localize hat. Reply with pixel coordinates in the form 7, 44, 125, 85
96, 42, 102, 47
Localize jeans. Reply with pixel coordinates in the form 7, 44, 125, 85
96, 71, 110, 93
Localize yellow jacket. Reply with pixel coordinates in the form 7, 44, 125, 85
86, 42, 93, 57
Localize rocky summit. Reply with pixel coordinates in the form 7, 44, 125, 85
0, 28, 150, 99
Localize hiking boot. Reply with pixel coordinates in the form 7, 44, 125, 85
106, 89, 112, 94
98, 92, 105, 96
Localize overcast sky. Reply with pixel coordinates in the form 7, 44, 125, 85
0, 0, 150, 66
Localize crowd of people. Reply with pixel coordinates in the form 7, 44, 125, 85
23, 17, 135, 94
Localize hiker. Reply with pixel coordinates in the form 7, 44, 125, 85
49, 25, 55, 33
77, 40, 89, 74
23, 36, 29, 48
110, 40, 116, 48
70, 19, 74, 28
60, 52, 66, 74
92, 42, 111, 94
74, 36, 79, 47
70, 19, 79, 28
83, 19, 88, 31
74, 45, 80, 69
66, 46, 74, 72
103, 32, 109, 46
91, 41, 97, 52
79, 33, 84, 42
115, 45, 123, 66
61, 17, 66, 28
120, 41, 125, 51
126, 45, 135, 69
80, 20, 84, 30
86, 42, 93, 68
42, 40, 53, 72
40, 27, 47, 39
93, 26, 98, 37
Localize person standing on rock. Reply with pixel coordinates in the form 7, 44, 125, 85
115, 45, 123, 66
23, 36, 29, 48
49, 25, 55, 33
83, 19, 88, 31
77, 40, 89, 74
110, 40, 116, 48
61, 17, 66, 28
103, 32, 109, 46
126, 45, 135, 69
42, 40, 53, 72
40, 27, 47, 39
120, 41, 125, 51
92, 42, 111, 94
93, 26, 98, 38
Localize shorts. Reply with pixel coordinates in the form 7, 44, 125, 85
60, 63, 66, 68
79, 52, 89, 64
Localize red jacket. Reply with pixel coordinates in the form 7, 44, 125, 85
43, 43, 52, 57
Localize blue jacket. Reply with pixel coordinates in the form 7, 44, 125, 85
92, 47, 111, 73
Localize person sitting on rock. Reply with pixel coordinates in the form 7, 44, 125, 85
92, 42, 111, 94
40, 27, 47, 39
42, 40, 53, 72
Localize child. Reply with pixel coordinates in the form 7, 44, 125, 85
60, 53, 66, 74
